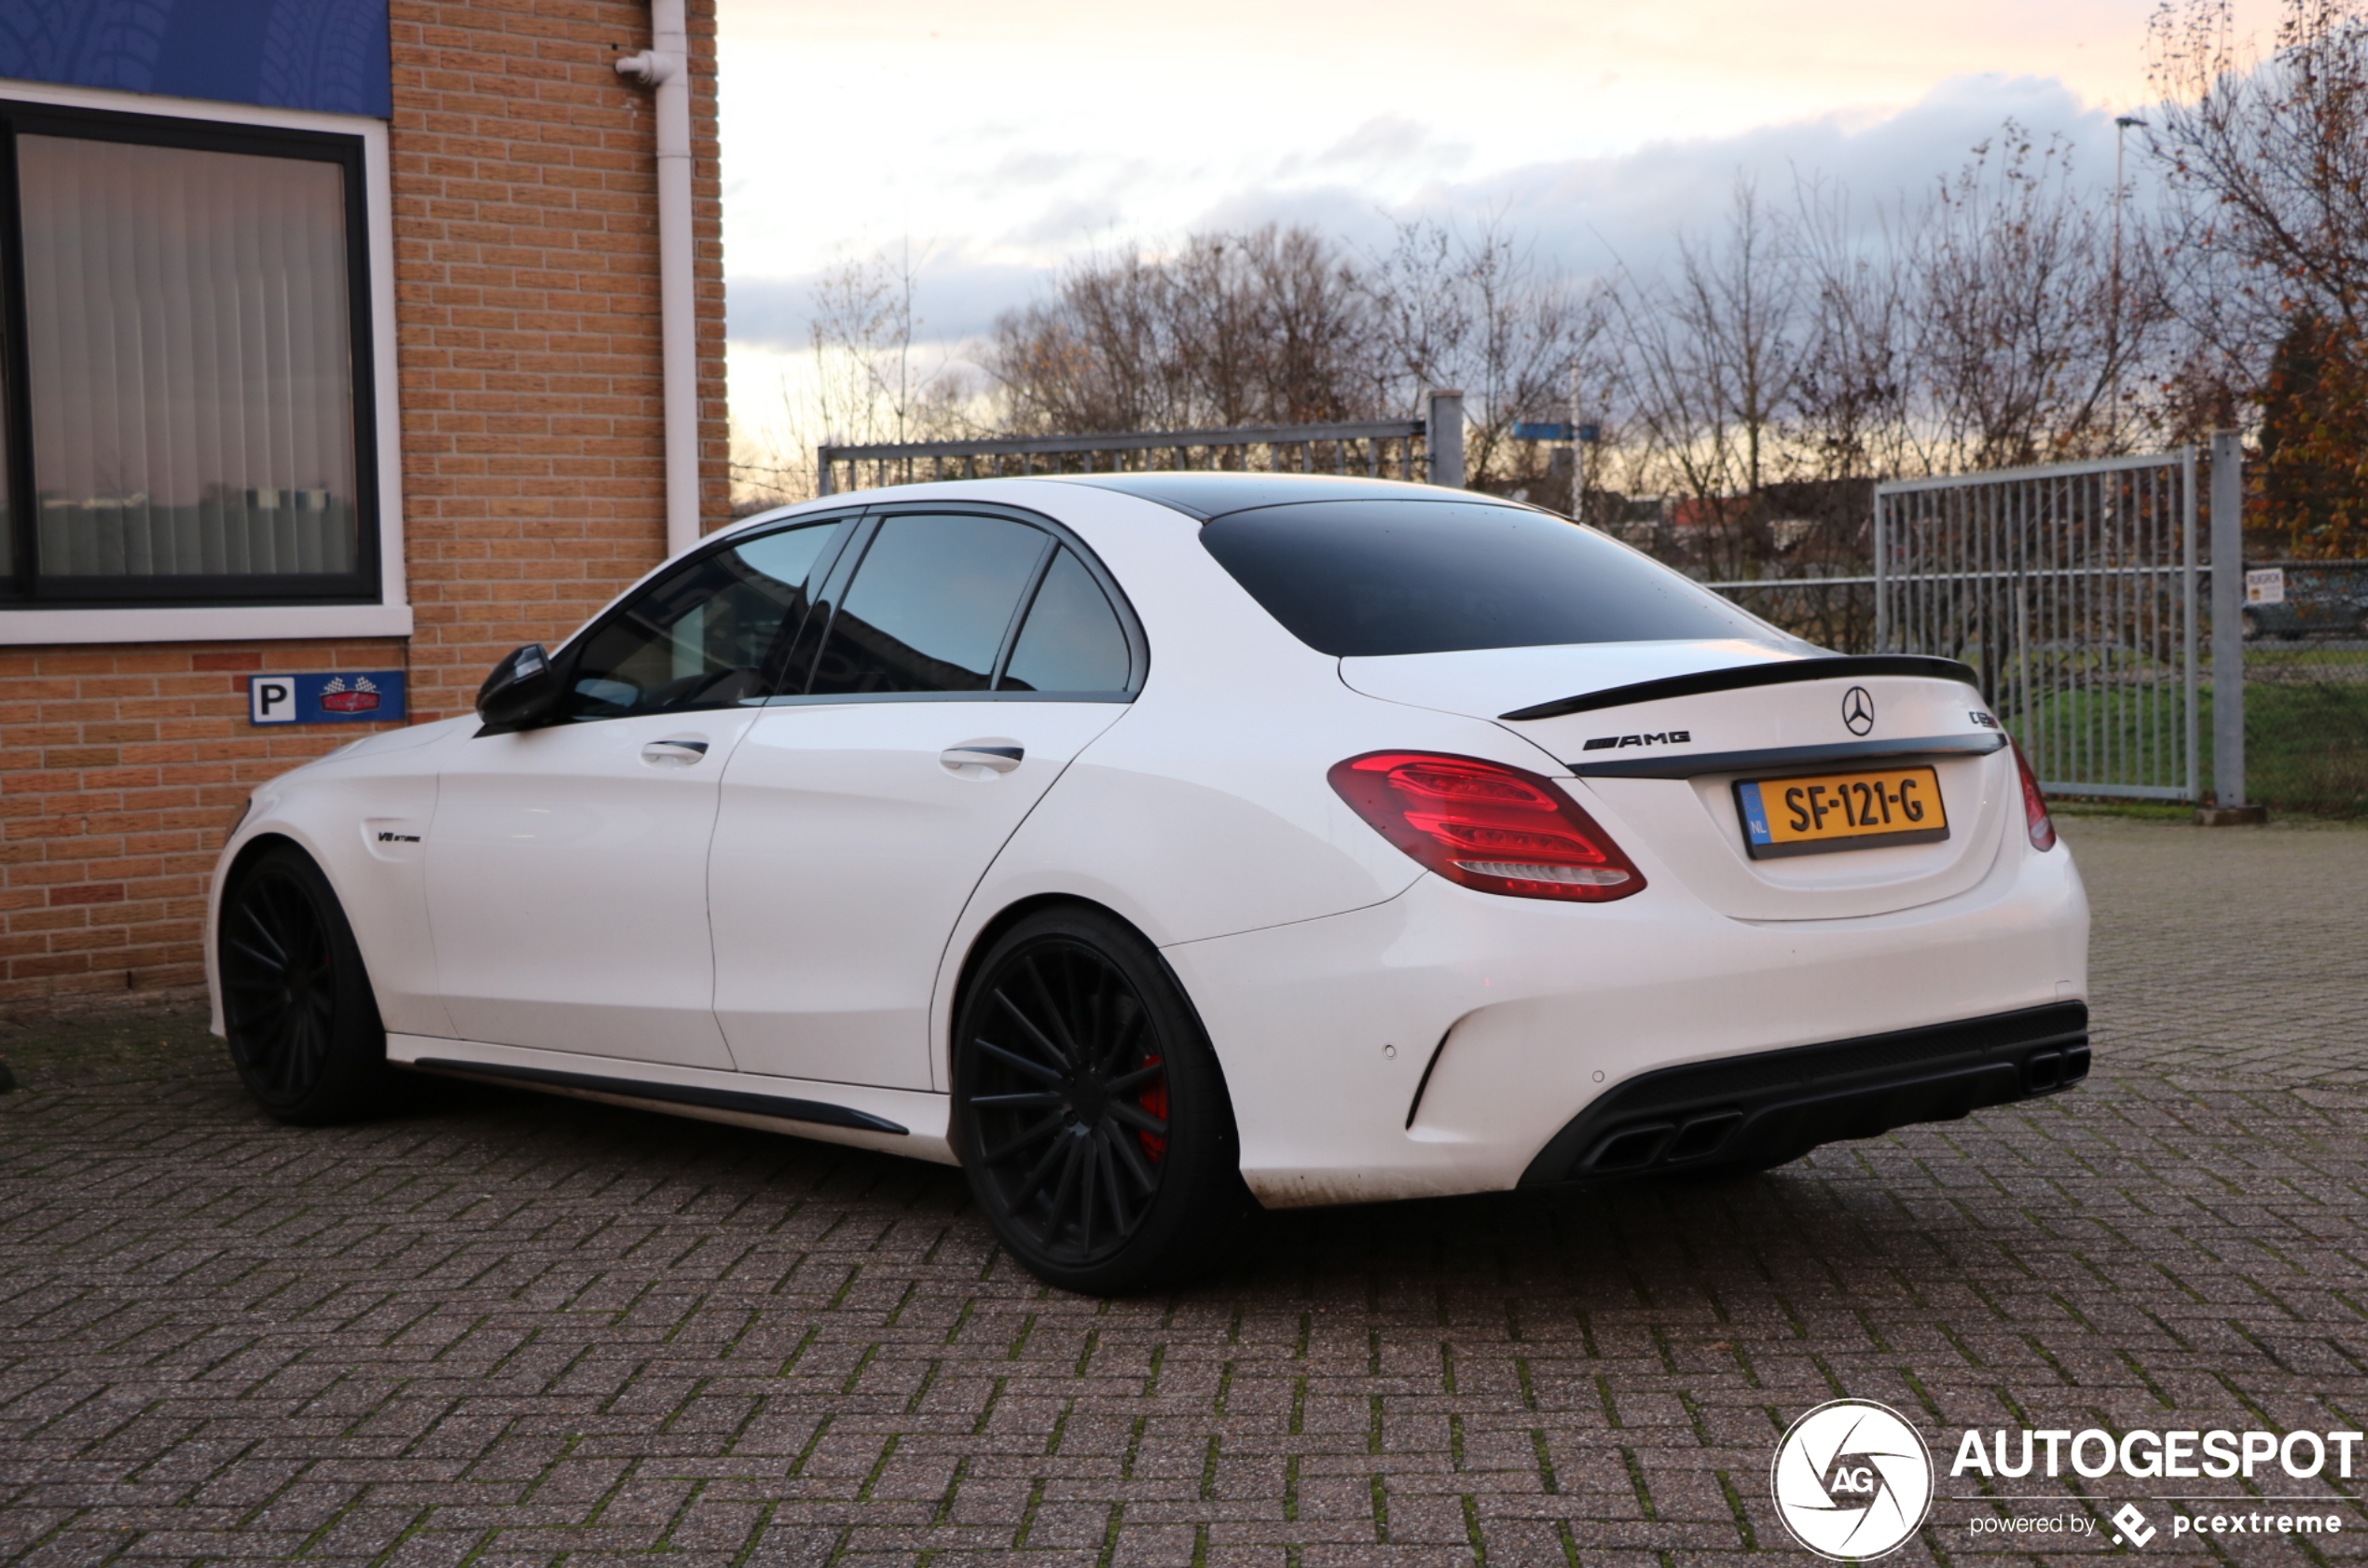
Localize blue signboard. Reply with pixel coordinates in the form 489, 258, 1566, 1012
249, 670, 406, 725
0, 1, 392, 119
1512, 421, 1574, 441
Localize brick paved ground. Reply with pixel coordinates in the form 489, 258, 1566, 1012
3, 814, 2365, 1566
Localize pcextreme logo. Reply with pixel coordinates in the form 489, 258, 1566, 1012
1769, 1399, 1934, 1561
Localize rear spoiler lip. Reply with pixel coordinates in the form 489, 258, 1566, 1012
1565, 731, 2007, 779
1498, 654, 1982, 722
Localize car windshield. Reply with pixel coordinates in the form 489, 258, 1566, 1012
1199, 499, 1775, 656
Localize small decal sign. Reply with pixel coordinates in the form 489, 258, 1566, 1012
250, 671, 407, 725
2246, 568, 2286, 605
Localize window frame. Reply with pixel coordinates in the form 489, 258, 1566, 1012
0, 81, 406, 643
769, 502, 1148, 706
547, 510, 865, 725
542, 502, 1150, 724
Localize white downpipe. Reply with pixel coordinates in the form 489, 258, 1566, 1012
617, 1, 699, 558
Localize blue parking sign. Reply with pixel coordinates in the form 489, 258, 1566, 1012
249, 670, 407, 725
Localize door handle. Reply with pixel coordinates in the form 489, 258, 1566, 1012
640, 737, 711, 769
941, 740, 1023, 776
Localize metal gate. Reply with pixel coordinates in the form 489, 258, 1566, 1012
1875, 451, 2199, 801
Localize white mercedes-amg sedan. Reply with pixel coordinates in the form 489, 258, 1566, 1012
210, 473, 2089, 1292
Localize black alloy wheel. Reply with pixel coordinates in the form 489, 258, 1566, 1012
219, 846, 396, 1124
953, 907, 1249, 1294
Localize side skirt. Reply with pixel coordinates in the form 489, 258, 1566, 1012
385, 1034, 957, 1164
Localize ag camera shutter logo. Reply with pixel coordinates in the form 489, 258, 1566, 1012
1770, 1399, 1934, 1560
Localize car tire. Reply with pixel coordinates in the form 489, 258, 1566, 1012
952, 906, 1252, 1295
217, 845, 399, 1125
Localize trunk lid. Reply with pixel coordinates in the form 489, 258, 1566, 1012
1342, 642, 2016, 920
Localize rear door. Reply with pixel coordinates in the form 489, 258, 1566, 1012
709, 507, 1141, 1089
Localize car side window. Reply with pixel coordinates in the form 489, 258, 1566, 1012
999, 547, 1133, 694
562, 520, 841, 722
805, 514, 1051, 696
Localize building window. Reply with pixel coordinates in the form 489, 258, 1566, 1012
0, 101, 377, 606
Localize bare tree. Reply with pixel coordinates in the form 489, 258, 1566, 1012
1907, 125, 2168, 468
985, 226, 1375, 436
1605, 181, 1808, 579
1361, 218, 1604, 495
1789, 177, 1915, 485
2150, 0, 2368, 329
982, 220, 1598, 498
729, 245, 983, 509
806, 244, 977, 448
2149, 0, 2368, 554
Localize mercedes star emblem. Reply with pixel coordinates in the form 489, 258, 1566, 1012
1841, 686, 1876, 736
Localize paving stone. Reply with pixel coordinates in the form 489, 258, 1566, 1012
3, 816, 2366, 1562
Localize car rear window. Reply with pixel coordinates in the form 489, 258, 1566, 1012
1199, 499, 1771, 656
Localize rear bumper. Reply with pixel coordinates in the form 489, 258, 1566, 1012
1518, 1001, 2089, 1185
1165, 816, 2088, 1209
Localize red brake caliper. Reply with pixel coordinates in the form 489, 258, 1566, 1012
1138, 1055, 1168, 1162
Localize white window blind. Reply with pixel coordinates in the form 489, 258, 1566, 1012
20, 134, 359, 581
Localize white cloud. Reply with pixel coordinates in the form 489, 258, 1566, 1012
727, 73, 2149, 354
715, 0, 2265, 290
728, 254, 1048, 351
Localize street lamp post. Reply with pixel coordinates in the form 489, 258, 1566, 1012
1568, 364, 1584, 521
2112, 113, 2148, 437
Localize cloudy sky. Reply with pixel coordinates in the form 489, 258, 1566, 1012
715, 0, 2280, 431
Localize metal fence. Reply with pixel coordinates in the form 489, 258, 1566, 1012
1873, 452, 2200, 802
2235, 557, 2368, 816
817, 392, 1466, 497
1693, 575, 1879, 657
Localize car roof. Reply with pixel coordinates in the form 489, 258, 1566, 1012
1044, 470, 1529, 522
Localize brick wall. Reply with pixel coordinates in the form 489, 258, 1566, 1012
0, 0, 728, 1003
392, 0, 729, 722
0, 643, 406, 997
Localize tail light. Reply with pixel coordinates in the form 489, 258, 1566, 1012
1329, 751, 1645, 902
2010, 737, 2056, 852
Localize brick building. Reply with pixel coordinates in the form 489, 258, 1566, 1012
0, 0, 728, 1001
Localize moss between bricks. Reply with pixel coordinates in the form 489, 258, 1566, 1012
0, 1001, 218, 1091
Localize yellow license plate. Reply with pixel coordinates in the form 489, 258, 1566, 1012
1734, 766, 1948, 860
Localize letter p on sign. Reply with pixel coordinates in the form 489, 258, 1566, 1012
251, 678, 297, 724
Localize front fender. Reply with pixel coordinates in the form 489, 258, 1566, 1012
207, 722, 464, 1039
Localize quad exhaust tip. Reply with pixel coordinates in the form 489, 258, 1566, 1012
1573, 1039, 2091, 1178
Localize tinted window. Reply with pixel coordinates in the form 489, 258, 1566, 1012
808, 514, 1050, 695
1000, 548, 1132, 694
1200, 500, 1769, 656
563, 521, 840, 720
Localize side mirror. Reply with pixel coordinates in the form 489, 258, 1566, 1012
476, 643, 563, 730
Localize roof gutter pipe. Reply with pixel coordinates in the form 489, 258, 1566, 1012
616, 1, 700, 558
